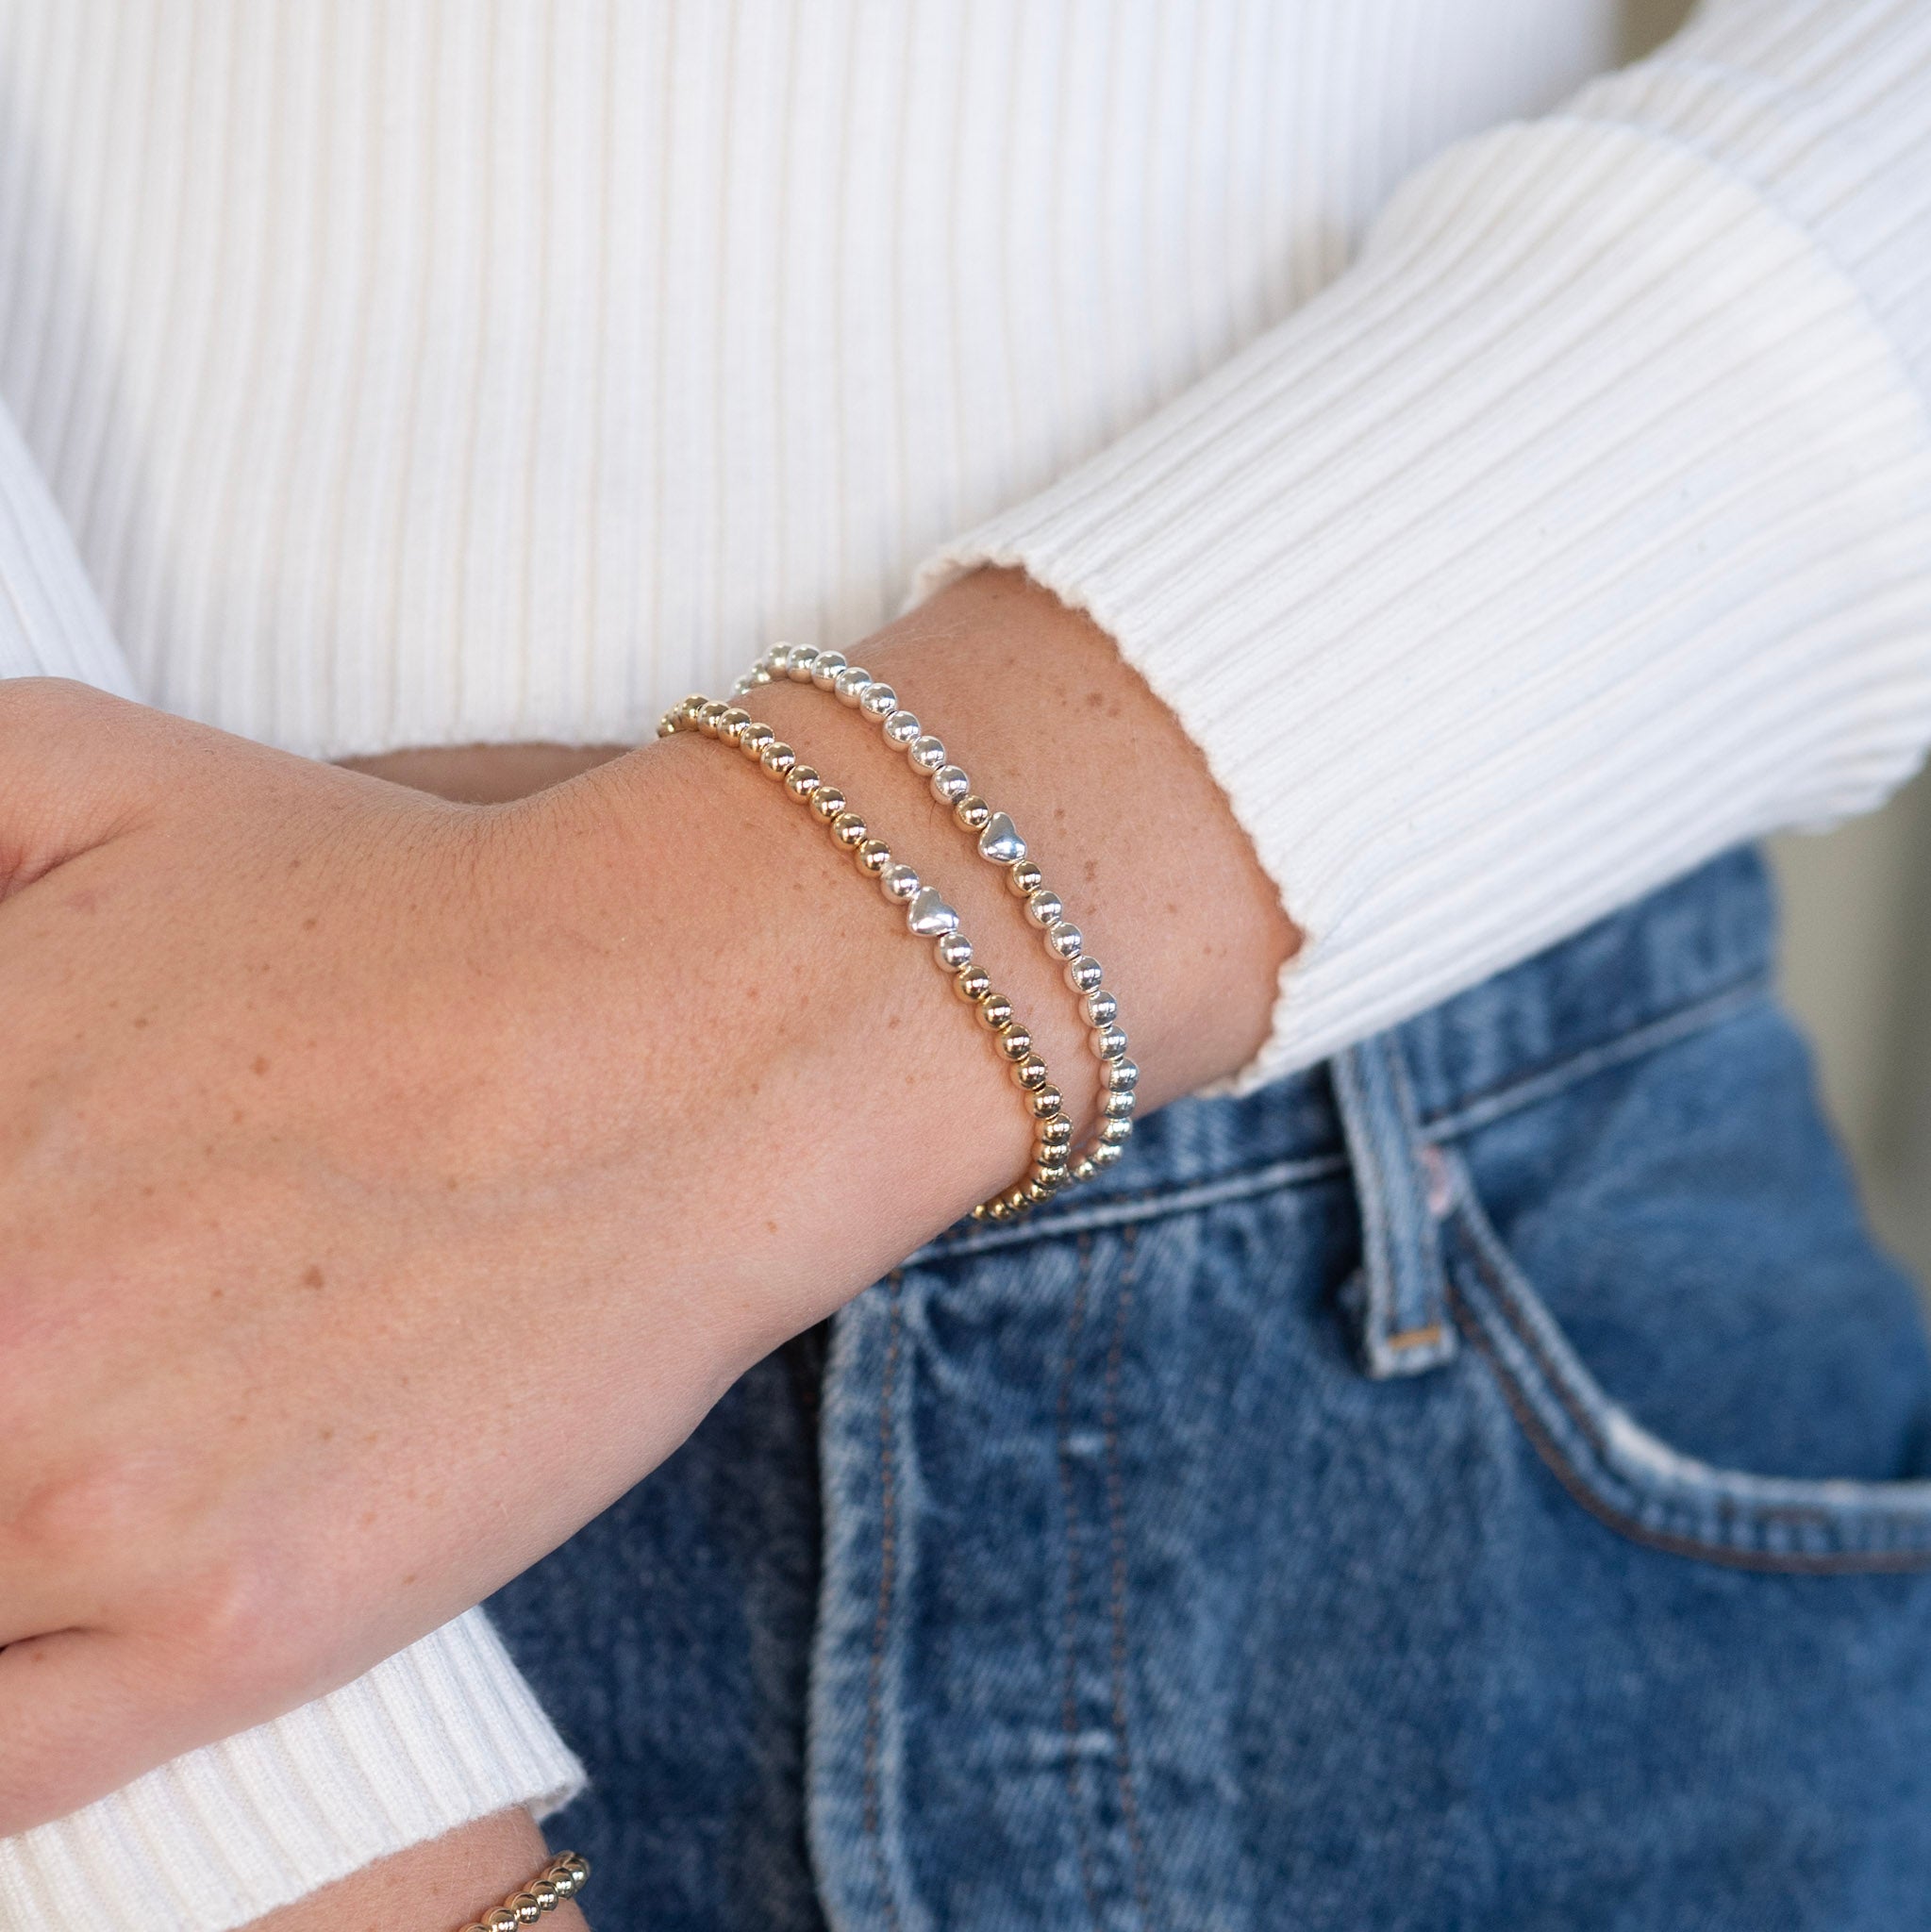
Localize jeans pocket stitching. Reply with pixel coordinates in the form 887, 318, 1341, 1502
1442, 1152, 1931, 1574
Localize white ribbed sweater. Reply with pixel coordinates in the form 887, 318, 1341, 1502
6, 3, 1931, 1926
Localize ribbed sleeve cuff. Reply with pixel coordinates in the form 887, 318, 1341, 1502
0, 1611, 585, 1932
914, 115, 1931, 1089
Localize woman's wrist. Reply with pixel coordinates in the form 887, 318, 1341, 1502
521, 566, 1297, 1366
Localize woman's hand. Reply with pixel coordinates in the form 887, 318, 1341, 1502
0, 570, 1293, 1833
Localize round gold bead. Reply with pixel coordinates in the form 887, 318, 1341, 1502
485, 1910, 521, 1932
1038, 1112, 1074, 1148
531, 1879, 560, 1911
956, 964, 992, 1002
1070, 1156, 1100, 1185
831, 811, 868, 849
718, 707, 751, 745
856, 838, 892, 876
1102, 1088, 1137, 1119
1007, 858, 1044, 896
562, 1856, 590, 1889
1092, 1137, 1127, 1165
955, 794, 992, 832
977, 991, 1014, 1030
1092, 1023, 1128, 1058
1024, 1177, 1058, 1206
1003, 1186, 1032, 1215
812, 785, 848, 822
1099, 1118, 1136, 1147
766, 642, 793, 675
1033, 1160, 1069, 1188
1065, 956, 1105, 993
511, 1893, 544, 1925
996, 1024, 1032, 1061
656, 716, 677, 738
740, 722, 775, 760
970, 1201, 994, 1222
1024, 887, 1063, 927
1028, 1084, 1064, 1118
760, 741, 796, 778
936, 930, 974, 970
699, 700, 730, 737
677, 692, 707, 724
785, 764, 821, 800
546, 1866, 576, 1899
1012, 1055, 1050, 1091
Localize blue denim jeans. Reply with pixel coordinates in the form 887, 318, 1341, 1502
491, 849, 1931, 1930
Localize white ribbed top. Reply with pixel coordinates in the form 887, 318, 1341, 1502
6, 3, 1931, 1926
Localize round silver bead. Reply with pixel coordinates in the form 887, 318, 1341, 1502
731, 674, 755, 695
879, 862, 921, 903
1102, 1089, 1137, 1119
882, 708, 922, 747
1091, 1137, 1127, 1165
1045, 921, 1084, 960
930, 764, 972, 805
1024, 887, 1062, 927
787, 644, 821, 681
834, 665, 873, 706
936, 930, 974, 970
858, 682, 898, 721
766, 642, 793, 675
1098, 1118, 1134, 1147
1064, 956, 1105, 993
1091, 1023, 1128, 1058
748, 665, 774, 686
1081, 988, 1118, 1027
811, 649, 847, 690
1101, 1056, 1139, 1092
908, 735, 947, 774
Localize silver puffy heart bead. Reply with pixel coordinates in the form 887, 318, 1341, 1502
906, 886, 961, 937
976, 811, 1026, 864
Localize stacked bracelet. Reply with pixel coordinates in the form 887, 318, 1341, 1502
458, 1851, 589, 1932
658, 692, 1074, 1219
729, 641, 1137, 1206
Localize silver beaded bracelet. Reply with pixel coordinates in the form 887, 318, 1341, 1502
727, 641, 1137, 1214
658, 691, 1076, 1219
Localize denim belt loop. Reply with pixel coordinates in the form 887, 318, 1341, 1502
1331, 1030, 1458, 1379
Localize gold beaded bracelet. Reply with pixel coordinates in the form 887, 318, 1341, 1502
458, 1850, 589, 1932
726, 641, 1138, 1208
658, 693, 1076, 1218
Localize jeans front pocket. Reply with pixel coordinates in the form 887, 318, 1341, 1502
1435, 995, 1931, 1574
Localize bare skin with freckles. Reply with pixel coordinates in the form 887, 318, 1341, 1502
0, 568, 1293, 1929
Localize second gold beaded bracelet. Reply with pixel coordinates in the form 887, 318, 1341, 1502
658, 691, 1075, 1220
